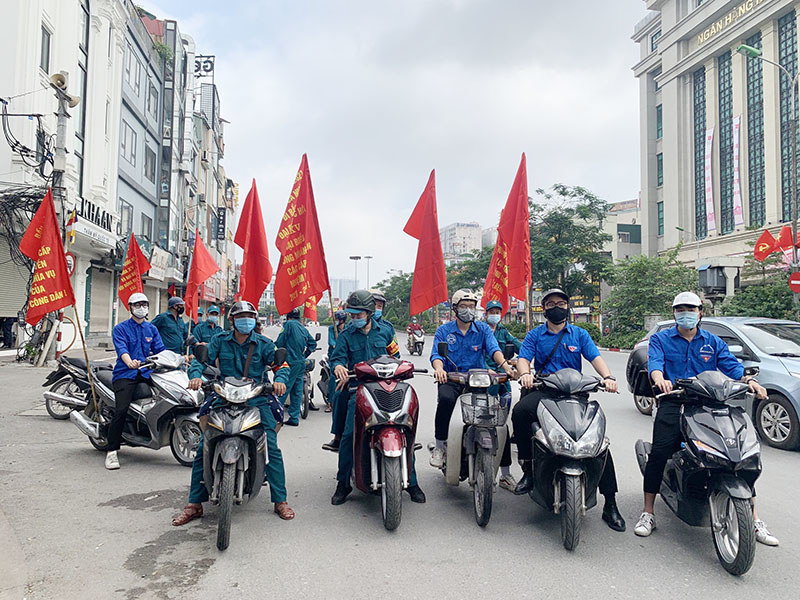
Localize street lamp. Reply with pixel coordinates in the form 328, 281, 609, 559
349, 255, 361, 288
675, 226, 700, 264
737, 43, 800, 305
364, 255, 373, 288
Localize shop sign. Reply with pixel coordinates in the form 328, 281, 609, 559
78, 198, 114, 232
697, 0, 767, 45
148, 246, 170, 281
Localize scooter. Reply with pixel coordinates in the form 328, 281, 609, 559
407, 329, 425, 356
301, 358, 315, 419
317, 358, 331, 404
435, 341, 514, 527
42, 355, 113, 419
67, 350, 202, 466
526, 368, 612, 550
349, 355, 426, 530
635, 370, 761, 575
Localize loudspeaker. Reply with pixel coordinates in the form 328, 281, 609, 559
49, 73, 67, 89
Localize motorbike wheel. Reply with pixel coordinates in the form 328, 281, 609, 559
415, 343, 423, 355
170, 422, 201, 467
216, 463, 235, 551
634, 395, 654, 416
380, 455, 403, 531
709, 491, 755, 576
301, 375, 310, 420
560, 474, 583, 551
473, 447, 494, 527
46, 379, 81, 419
89, 434, 109, 451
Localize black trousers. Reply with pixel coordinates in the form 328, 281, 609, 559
511, 388, 618, 496
435, 382, 511, 467
109, 374, 149, 452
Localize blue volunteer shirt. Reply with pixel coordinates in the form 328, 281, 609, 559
648, 325, 743, 381
112, 318, 166, 382
519, 323, 600, 374
430, 320, 501, 372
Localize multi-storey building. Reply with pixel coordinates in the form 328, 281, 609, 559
439, 221, 482, 266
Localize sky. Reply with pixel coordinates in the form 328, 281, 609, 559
145, 0, 647, 289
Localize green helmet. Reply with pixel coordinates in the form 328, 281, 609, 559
346, 289, 375, 314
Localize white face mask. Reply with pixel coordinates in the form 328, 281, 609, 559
132, 306, 148, 319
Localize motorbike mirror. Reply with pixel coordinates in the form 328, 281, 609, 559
437, 342, 449, 358
203, 365, 220, 379
744, 366, 760, 378
274, 347, 287, 365
315, 333, 321, 341
193, 344, 209, 364
503, 342, 516, 360
728, 344, 745, 358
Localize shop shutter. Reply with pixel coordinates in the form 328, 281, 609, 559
89, 268, 112, 333
0, 237, 31, 317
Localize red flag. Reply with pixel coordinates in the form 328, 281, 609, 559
495, 153, 530, 301
753, 229, 777, 262
117, 233, 151, 307
274, 154, 331, 314
404, 170, 448, 315
167, 283, 176, 297
775, 225, 794, 251
481, 226, 510, 313
304, 295, 318, 321
183, 229, 220, 323
19, 189, 75, 325
235, 179, 273, 306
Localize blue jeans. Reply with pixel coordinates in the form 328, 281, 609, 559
280, 370, 304, 422
337, 389, 418, 486
188, 396, 287, 504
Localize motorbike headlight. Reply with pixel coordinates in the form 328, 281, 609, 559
468, 373, 491, 388
540, 410, 577, 457
213, 382, 226, 399
224, 384, 260, 404
692, 439, 728, 460
571, 411, 606, 459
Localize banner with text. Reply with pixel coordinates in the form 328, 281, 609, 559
704, 127, 717, 233
732, 115, 745, 227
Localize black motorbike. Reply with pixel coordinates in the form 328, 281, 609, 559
635, 370, 761, 575
526, 368, 612, 550
42, 355, 113, 419
301, 358, 315, 419
317, 358, 331, 404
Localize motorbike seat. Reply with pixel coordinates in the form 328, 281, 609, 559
132, 382, 153, 402
95, 369, 114, 389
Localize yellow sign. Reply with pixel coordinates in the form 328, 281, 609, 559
698, 0, 767, 45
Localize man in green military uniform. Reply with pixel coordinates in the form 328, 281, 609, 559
152, 296, 189, 354
172, 300, 295, 525
329, 290, 425, 505
193, 304, 222, 345
276, 308, 317, 426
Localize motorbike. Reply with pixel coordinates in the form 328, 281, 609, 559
195, 346, 287, 551
67, 350, 202, 466
317, 358, 330, 404
407, 329, 425, 356
347, 355, 426, 530
635, 370, 761, 575
42, 355, 113, 419
525, 368, 612, 551
301, 358, 315, 419
435, 341, 514, 527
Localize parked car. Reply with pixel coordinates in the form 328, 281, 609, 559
626, 317, 800, 450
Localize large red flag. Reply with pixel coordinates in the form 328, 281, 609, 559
304, 295, 318, 321
183, 229, 220, 323
117, 233, 151, 307
235, 179, 272, 306
404, 170, 448, 315
273, 154, 331, 314
753, 229, 776, 262
481, 220, 510, 313
775, 225, 794, 251
19, 189, 75, 325
495, 153, 530, 301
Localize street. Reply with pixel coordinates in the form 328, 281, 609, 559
0, 327, 798, 600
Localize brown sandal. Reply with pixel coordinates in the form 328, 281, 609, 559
172, 503, 203, 526
274, 502, 295, 520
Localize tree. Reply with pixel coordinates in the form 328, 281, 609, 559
446, 247, 493, 295
602, 247, 699, 335
721, 245, 799, 319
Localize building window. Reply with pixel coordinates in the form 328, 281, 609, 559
147, 82, 159, 119
747, 32, 766, 227
140, 213, 153, 241
718, 51, 734, 234
657, 202, 664, 236
656, 104, 663, 139
694, 67, 707, 239
652, 67, 662, 91
779, 11, 797, 222
79, 2, 89, 51
76, 0, 89, 197
144, 146, 156, 182
40, 26, 51, 73
651, 30, 661, 53
618, 231, 631, 243
121, 121, 137, 166
656, 153, 663, 186
118, 199, 133, 237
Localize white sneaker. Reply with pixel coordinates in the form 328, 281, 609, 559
755, 519, 779, 546
634, 512, 656, 537
430, 447, 445, 469
105, 451, 120, 470
498, 474, 518, 492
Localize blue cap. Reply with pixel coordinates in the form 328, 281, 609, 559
207, 305, 220, 314
168, 296, 185, 308
485, 300, 503, 311
197, 307, 204, 315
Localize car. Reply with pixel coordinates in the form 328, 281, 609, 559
625, 317, 800, 450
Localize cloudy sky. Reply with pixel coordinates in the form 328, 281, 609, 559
146, 0, 647, 288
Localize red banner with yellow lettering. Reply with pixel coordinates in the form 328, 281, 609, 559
304, 295, 318, 321
118, 233, 151, 307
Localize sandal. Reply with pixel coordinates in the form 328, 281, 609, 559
324, 404, 332, 413
172, 503, 203, 526
274, 502, 295, 520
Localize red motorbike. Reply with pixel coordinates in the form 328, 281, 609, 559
351, 355, 426, 530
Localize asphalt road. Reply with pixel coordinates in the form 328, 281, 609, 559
0, 326, 798, 600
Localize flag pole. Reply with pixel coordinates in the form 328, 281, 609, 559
525, 283, 531, 331
327, 289, 339, 340
72, 304, 98, 416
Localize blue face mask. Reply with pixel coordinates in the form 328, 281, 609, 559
234, 317, 256, 334
374, 309, 382, 319
208, 315, 219, 325
351, 317, 367, 329
487, 314, 501, 326
675, 311, 699, 329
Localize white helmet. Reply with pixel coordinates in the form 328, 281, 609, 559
452, 289, 479, 306
672, 291, 702, 308
128, 292, 148, 305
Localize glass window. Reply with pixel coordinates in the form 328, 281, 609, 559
79, 3, 89, 50
40, 26, 51, 73
747, 32, 765, 227
657, 202, 664, 236
74, 64, 87, 139
656, 104, 663, 139
718, 51, 734, 234
124, 44, 132, 84
739, 323, 800, 356
140, 213, 153, 241
147, 82, 159, 119
133, 56, 142, 96
118, 199, 133, 237
694, 68, 707, 239
656, 153, 663, 186
779, 11, 798, 222
121, 121, 137, 166
75, 153, 84, 199
651, 30, 661, 52
652, 67, 662, 91
144, 146, 156, 182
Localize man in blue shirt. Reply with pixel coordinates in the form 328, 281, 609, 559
430, 290, 513, 468
512, 288, 625, 532
634, 292, 776, 545
276, 308, 317, 425
106, 293, 166, 470
152, 296, 188, 354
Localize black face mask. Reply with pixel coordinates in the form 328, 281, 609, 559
544, 306, 569, 324
175, 306, 185, 316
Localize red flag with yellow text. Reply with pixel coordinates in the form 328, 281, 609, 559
117, 233, 151, 307
481, 221, 510, 313
19, 189, 75, 325
304, 295, 318, 321
753, 229, 776, 262
184, 229, 220, 323
235, 179, 273, 306
404, 170, 448, 315
274, 154, 331, 314
495, 153, 530, 301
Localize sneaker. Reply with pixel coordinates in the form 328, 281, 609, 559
498, 473, 518, 492
634, 512, 656, 537
429, 446, 445, 469
105, 451, 120, 470
755, 519, 779, 546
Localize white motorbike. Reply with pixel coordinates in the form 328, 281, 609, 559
407, 329, 425, 356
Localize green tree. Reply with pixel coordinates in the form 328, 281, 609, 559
602, 247, 699, 335
446, 247, 494, 295
721, 248, 799, 319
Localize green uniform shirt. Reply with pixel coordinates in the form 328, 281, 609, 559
486, 323, 522, 369
188, 329, 290, 384
151, 311, 188, 354
193, 320, 221, 344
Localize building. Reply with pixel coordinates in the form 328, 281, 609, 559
439, 221, 482, 266
604, 199, 643, 261
481, 226, 498, 248
329, 278, 357, 305
633, 0, 799, 287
